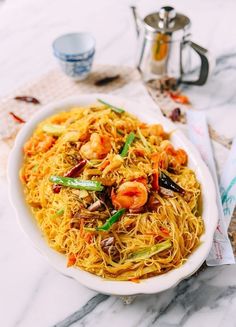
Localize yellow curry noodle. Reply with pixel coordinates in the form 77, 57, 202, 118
20, 102, 204, 281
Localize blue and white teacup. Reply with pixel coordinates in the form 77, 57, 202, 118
53, 32, 95, 81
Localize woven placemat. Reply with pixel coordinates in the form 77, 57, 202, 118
0, 65, 140, 145
1, 64, 235, 256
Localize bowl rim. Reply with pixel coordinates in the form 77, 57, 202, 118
7, 94, 218, 295
52, 32, 96, 58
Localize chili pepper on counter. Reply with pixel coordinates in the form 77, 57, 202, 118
9, 112, 25, 123
95, 75, 120, 86
14, 96, 41, 104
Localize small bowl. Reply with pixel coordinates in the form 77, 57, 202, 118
52, 32, 95, 81
8, 94, 218, 296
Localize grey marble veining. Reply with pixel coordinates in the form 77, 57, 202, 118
53, 294, 110, 327
48, 266, 236, 327
1, 0, 236, 326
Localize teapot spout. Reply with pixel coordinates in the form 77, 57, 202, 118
130, 6, 141, 37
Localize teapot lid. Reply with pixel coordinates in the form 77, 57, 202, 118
144, 6, 190, 33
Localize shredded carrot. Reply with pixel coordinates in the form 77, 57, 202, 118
20, 172, 27, 184
152, 173, 159, 190
132, 148, 145, 157
145, 232, 158, 236
84, 232, 93, 243
79, 218, 85, 236
151, 153, 159, 167
67, 254, 76, 267
144, 232, 166, 242
160, 227, 169, 236
151, 153, 160, 190
99, 159, 110, 171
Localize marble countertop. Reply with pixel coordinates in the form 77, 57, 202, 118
1, 0, 236, 326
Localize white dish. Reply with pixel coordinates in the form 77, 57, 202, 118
7, 94, 218, 296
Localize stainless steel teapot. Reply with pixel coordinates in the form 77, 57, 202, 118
132, 6, 210, 85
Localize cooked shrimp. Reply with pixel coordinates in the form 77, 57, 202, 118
162, 142, 176, 156
141, 124, 167, 138
151, 152, 168, 170
111, 181, 148, 209
174, 149, 188, 166
168, 148, 188, 168
158, 151, 169, 169
24, 133, 55, 156
102, 155, 123, 175
148, 124, 166, 137
80, 133, 111, 159
159, 141, 187, 168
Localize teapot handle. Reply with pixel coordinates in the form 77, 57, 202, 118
130, 6, 142, 37
181, 41, 210, 86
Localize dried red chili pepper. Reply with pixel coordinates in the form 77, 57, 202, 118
14, 96, 41, 105
52, 160, 87, 193
64, 160, 87, 177
9, 112, 26, 123
52, 184, 62, 193
152, 172, 159, 190
67, 254, 77, 267
95, 75, 120, 86
159, 171, 185, 194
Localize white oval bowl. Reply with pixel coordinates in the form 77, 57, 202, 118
7, 94, 218, 296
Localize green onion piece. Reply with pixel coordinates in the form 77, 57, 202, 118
137, 127, 151, 152
120, 132, 136, 157
52, 208, 64, 219
42, 124, 66, 136
85, 209, 126, 232
97, 208, 126, 231
56, 209, 64, 216
32, 164, 38, 172
97, 99, 125, 114
49, 176, 104, 191
126, 239, 172, 262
